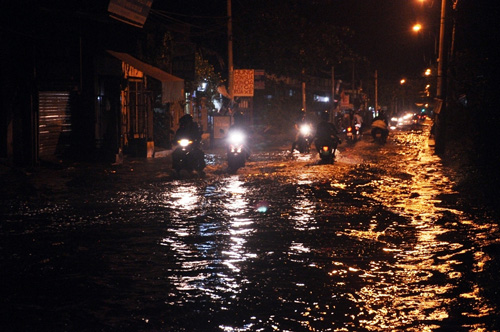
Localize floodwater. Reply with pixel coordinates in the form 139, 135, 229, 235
2, 123, 500, 331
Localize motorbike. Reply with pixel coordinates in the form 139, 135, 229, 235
172, 138, 206, 174
410, 114, 422, 130
371, 119, 389, 144
316, 136, 340, 164
354, 123, 362, 139
297, 123, 313, 153
227, 129, 247, 173
345, 123, 361, 143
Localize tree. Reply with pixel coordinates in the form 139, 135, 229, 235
234, 0, 358, 80
187, 52, 223, 113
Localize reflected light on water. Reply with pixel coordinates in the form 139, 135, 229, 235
350, 132, 499, 331
161, 177, 256, 302
291, 179, 316, 231
222, 177, 255, 272
225, 176, 248, 216
168, 181, 199, 211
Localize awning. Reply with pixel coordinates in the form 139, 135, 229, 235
107, 50, 184, 104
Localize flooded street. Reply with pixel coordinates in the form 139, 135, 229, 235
2, 123, 500, 331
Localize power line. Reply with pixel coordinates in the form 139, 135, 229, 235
151, 9, 228, 20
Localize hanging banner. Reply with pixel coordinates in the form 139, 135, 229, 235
233, 69, 254, 97
108, 0, 154, 28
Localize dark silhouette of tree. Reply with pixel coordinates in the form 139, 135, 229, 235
233, 0, 359, 80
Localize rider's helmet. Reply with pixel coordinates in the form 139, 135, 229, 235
179, 114, 193, 126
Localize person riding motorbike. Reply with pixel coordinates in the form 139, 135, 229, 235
291, 109, 310, 153
174, 114, 202, 142
343, 109, 354, 131
173, 114, 205, 171
353, 110, 363, 131
314, 111, 340, 153
227, 111, 250, 160
371, 110, 389, 143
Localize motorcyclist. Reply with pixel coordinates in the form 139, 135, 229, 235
353, 110, 363, 130
343, 109, 354, 130
227, 111, 250, 160
174, 114, 202, 143
173, 114, 205, 170
375, 109, 388, 124
291, 109, 309, 153
314, 110, 340, 152
371, 110, 389, 142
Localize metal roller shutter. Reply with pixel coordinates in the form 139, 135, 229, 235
38, 91, 72, 157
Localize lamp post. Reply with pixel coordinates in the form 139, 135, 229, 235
400, 78, 407, 113
433, 0, 448, 153
436, 0, 446, 100
413, 0, 449, 153
227, 0, 233, 101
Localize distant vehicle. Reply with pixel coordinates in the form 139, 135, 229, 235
172, 138, 205, 174
371, 119, 389, 144
227, 129, 247, 173
316, 136, 340, 164
390, 112, 417, 130
297, 123, 313, 153
345, 123, 362, 143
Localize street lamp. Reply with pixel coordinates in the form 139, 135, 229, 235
411, 23, 438, 64
400, 78, 407, 113
415, 0, 448, 153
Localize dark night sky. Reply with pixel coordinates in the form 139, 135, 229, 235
4, 0, 495, 83
150, 0, 443, 80
327, 0, 439, 79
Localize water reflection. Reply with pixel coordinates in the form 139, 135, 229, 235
290, 176, 317, 231
160, 176, 255, 305
6, 125, 500, 331
167, 181, 200, 211
350, 130, 499, 331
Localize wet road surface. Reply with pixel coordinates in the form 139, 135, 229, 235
2, 122, 500, 331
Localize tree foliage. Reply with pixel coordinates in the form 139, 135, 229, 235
234, 0, 360, 79
190, 52, 223, 111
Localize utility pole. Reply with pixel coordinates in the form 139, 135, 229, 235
301, 68, 306, 112
436, 0, 446, 100
374, 70, 378, 114
227, 0, 233, 101
302, 83, 306, 112
435, 0, 448, 154
331, 66, 335, 120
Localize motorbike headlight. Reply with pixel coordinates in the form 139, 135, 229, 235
300, 124, 311, 135
228, 131, 245, 145
178, 139, 192, 147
